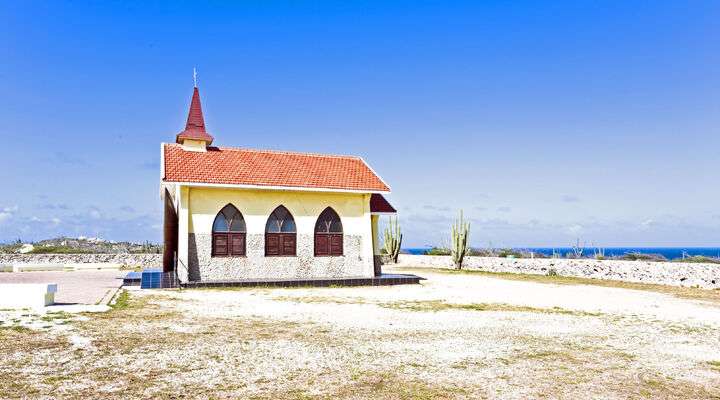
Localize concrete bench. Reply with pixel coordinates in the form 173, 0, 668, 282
0, 283, 57, 309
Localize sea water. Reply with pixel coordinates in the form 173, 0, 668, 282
404, 247, 720, 260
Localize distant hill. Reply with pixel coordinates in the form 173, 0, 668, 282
0, 236, 163, 254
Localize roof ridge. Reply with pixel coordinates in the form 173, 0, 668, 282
166, 143, 363, 160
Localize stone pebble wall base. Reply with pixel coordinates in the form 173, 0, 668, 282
396, 254, 720, 289
187, 233, 371, 281
0, 254, 163, 269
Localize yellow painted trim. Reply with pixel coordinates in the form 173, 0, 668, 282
181, 139, 207, 152
187, 187, 370, 236
168, 181, 390, 195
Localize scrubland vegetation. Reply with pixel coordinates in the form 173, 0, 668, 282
0, 237, 162, 254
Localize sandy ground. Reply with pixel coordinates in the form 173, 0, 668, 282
0, 270, 124, 305
1, 267, 719, 399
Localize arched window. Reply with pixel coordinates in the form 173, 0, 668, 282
212, 204, 246, 257
315, 207, 343, 256
265, 205, 296, 256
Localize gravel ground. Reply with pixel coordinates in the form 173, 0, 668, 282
1, 267, 719, 399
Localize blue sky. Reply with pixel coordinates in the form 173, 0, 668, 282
1, 1, 718, 247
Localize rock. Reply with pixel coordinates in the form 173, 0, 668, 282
18, 244, 34, 254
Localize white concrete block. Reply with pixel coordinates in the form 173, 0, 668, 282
8, 263, 122, 272
11, 264, 65, 272
68, 263, 122, 271
0, 283, 57, 309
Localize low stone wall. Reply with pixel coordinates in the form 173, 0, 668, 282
0, 254, 162, 269
396, 254, 720, 289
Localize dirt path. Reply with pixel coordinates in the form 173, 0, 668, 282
1, 268, 719, 399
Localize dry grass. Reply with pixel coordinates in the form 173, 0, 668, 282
273, 295, 369, 305
379, 299, 604, 316
249, 372, 465, 400
275, 295, 604, 317
2, 291, 448, 399
2, 279, 720, 399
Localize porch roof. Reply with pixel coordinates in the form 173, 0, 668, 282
370, 194, 396, 214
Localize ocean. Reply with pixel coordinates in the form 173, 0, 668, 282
404, 247, 720, 260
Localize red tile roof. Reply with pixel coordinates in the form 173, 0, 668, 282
370, 194, 396, 214
163, 144, 390, 192
176, 88, 214, 145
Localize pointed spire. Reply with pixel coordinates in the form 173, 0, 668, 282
185, 87, 206, 131
176, 86, 214, 146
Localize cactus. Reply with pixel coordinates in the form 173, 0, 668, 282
451, 210, 470, 270
383, 217, 402, 264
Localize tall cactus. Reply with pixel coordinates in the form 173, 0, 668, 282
383, 216, 402, 264
451, 210, 470, 270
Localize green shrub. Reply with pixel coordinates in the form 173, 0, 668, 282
497, 249, 526, 258
675, 256, 720, 264
426, 247, 451, 256
619, 252, 667, 262
530, 252, 550, 259
593, 248, 606, 260
469, 248, 494, 257
29, 245, 95, 254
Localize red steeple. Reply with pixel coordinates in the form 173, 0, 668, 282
176, 87, 214, 145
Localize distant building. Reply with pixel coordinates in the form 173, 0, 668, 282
160, 85, 396, 283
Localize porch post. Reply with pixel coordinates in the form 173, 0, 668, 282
371, 214, 382, 276
176, 185, 190, 283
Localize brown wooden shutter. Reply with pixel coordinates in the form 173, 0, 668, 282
213, 233, 228, 256
315, 234, 329, 256
266, 234, 280, 256
230, 233, 246, 256
329, 234, 343, 256
281, 234, 296, 256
